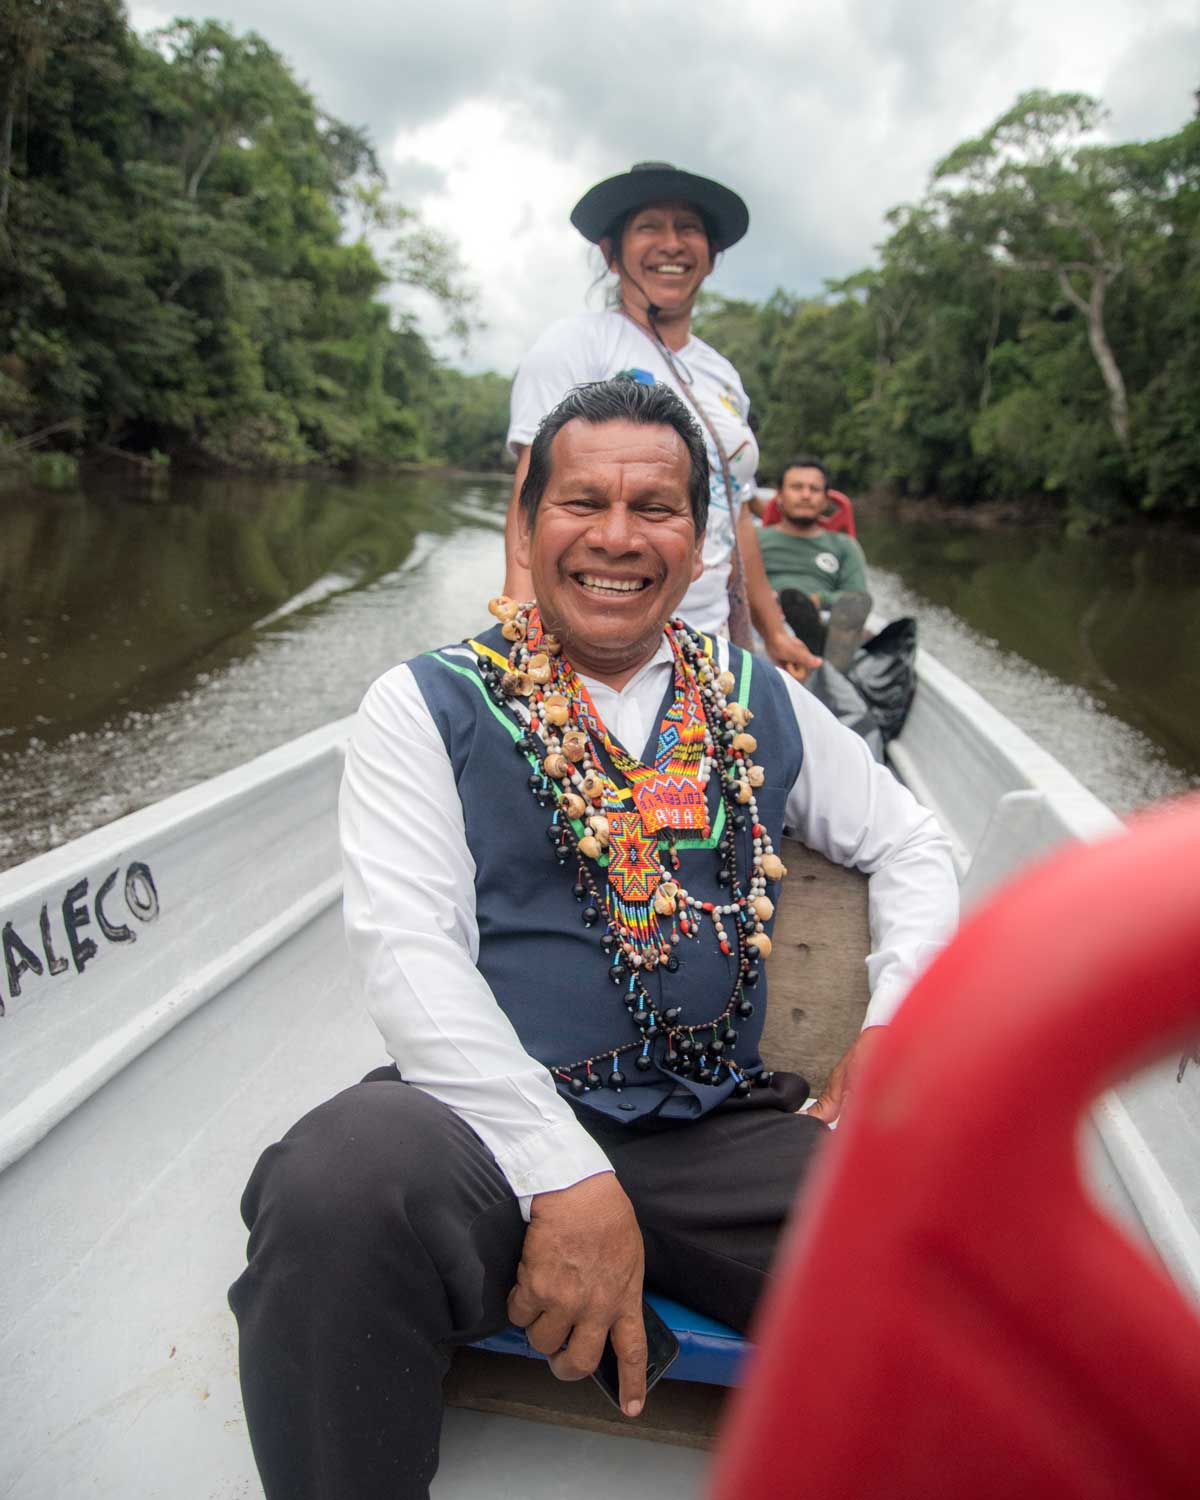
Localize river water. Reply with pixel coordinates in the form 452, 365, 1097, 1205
1, 471, 1196, 872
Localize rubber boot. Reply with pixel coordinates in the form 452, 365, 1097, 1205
822, 591, 872, 674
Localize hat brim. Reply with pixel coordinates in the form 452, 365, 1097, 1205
570, 167, 749, 252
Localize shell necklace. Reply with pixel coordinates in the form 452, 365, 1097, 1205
475, 597, 788, 1096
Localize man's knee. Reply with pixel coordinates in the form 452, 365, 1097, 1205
239, 1078, 518, 1278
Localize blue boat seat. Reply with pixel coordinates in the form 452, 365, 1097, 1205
471, 1291, 749, 1387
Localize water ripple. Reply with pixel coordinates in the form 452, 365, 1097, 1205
1, 537, 1193, 873
869, 567, 1195, 814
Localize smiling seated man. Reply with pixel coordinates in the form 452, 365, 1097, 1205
758, 457, 872, 673
229, 378, 958, 1500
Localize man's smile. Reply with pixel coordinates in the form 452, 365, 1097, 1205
515, 416, 703, 687
572, 572, 653, 596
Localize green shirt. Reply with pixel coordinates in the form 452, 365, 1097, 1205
757, 527, 869, 608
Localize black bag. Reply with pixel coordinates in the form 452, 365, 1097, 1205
807, 662, 886, 762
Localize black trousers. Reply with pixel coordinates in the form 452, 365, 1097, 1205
230, 1066, 826, 1500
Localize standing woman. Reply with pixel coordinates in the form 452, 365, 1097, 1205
502, 162, 819, 679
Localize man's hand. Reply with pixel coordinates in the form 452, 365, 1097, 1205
805, 1025, 887, 1124
508, 1172, 647, 1417
765, 627, 822, 684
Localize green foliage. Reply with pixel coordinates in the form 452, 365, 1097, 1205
0, 3, 478, 471
3, 13, 1195, 517
695, 91, 1200, 522
425, 368, 512, 470
28, 450, 78, 488
1133, 348, 1200, 514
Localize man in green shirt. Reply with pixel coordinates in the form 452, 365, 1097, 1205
757, 457, 871, 672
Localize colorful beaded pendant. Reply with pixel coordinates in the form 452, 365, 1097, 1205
477, 598, 788, 1097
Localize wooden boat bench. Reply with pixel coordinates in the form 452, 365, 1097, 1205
460, 836, 871, 1414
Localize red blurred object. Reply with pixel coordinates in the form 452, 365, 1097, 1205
710, 797, 1200, 1500
760, 488, 856, 536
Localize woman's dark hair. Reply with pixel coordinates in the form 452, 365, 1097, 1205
519, 378, 710, 534
781, 455, 830, 487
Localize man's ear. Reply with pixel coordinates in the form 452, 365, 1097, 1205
691, 532, 705, 584
599, 236, 616, 272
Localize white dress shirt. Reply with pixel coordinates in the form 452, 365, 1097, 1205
339, 637, 958, 1212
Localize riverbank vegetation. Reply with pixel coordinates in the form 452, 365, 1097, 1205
0, 2, 503, 471
696, 91, 1200, 525
2, 6, 1196, 522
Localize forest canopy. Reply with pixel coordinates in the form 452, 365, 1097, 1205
696, 90, 1200, 523
0, 1, 502, 469
1, 4, 1196, 520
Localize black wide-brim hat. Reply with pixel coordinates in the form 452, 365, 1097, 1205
570, 162, 749, 252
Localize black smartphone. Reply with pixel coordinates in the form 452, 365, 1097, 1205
591, 1295, 680, 1412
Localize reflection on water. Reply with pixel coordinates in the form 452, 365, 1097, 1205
0, 471, 482, 742
1, 473, 1197, 871
0, 469, 511, 868
858, 508, 1200, 778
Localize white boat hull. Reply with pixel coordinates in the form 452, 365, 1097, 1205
2, 640, 1197, 1497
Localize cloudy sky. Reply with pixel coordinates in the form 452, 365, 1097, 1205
130, 0, 1197, 375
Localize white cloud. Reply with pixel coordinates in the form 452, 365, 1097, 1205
381, 101, 605, 371
127, 3, 172, 34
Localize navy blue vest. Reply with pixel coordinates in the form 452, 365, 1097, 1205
408, 625, 804, 1124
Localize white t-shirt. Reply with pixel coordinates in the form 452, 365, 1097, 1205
507, 310, 759, 636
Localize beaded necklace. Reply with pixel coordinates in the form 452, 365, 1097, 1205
476, 598, 788, 1099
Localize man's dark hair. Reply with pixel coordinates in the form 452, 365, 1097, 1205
781, 455, 830, 488
519, 377, 710, 533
